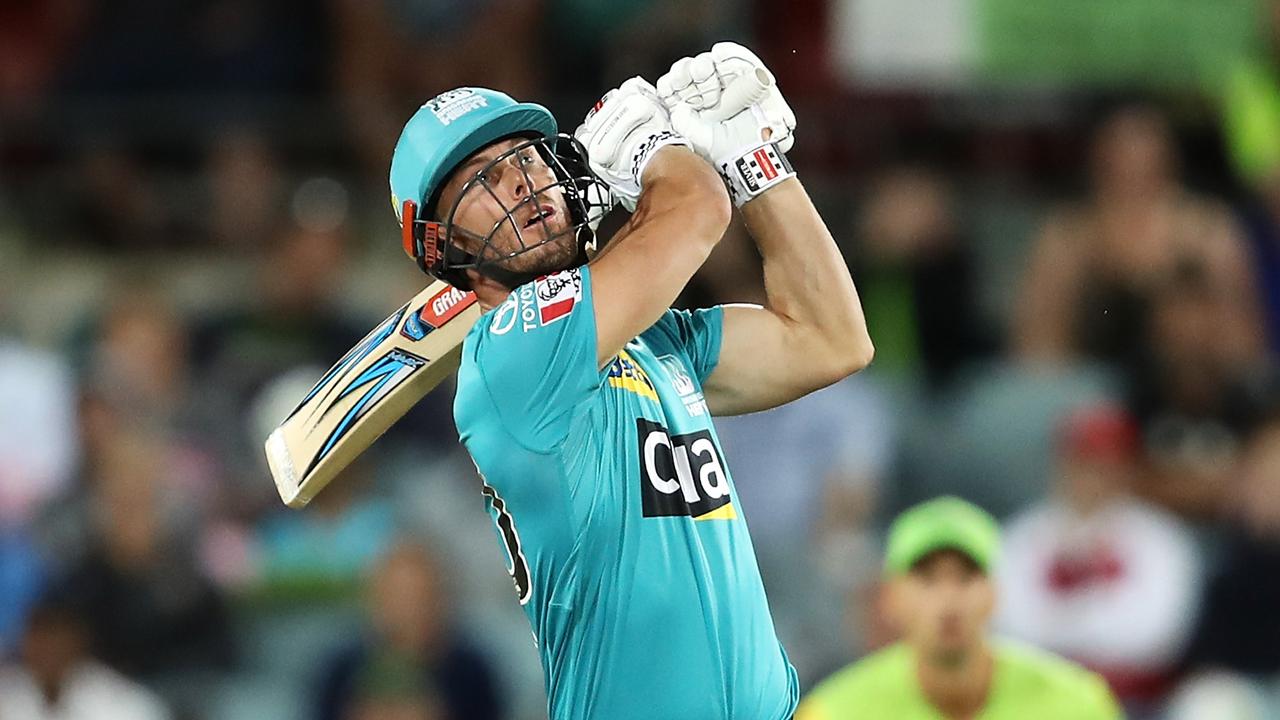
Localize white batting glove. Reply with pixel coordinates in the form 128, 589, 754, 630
657, 42, 797, 205
574, 77, 690, 211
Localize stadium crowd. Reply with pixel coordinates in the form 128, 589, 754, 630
3, 0, 1280, 718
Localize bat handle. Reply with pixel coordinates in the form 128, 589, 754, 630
707, 67, 773, 122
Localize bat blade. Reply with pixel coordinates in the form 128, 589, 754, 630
264, 281, 482, 508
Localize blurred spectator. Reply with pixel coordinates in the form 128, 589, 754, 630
1128, 262, 1259, 517
331, 0, 545, 181
0, 599, 171, 720
192, 218, 368, 504
1165, 672, 1271, 720
0, 1, 87, 121
0, 527, 46, 656
1014, 106, 1264, 372
717, 374, 893, 556
1223, 3, 1280, 352
68, 143, 173, 250
0, 336, 76, 528
1184, 406, 1280, 675
798, 497, 1121, 720
545, 0, 745, 103
40, 284, 221, 570
52, 430, 234, 680
855, 165, 993, 387
207, 129, 284, 249
315, 539, 503, 720
249, 458, 396, 602
346, 691, 444, 720
58, 0, 326, 102
997, 404, 1201, 709
76, 284, 195, 424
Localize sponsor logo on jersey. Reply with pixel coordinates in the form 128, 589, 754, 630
425, 88, 487, 126
636, 418, 736, 520
607, 350, 657, 400
534, 269, 581, 325
657, 354, 708, 417
490, 294, 519, 335
488, 270, 582, 336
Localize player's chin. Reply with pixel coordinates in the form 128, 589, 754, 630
504, 229, 580, 277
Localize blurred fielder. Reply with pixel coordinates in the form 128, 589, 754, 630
388, 42, 872, 719
797, 497, 1123, 720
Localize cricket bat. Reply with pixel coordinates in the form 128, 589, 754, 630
265, 281, 481, 508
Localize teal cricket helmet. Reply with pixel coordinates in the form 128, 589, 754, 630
389, 87, 610, 290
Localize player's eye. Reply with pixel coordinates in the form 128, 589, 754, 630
518, 151, 538, 166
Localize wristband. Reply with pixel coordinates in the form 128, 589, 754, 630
632, 130, 691, 186
620, 130, 690, 211
716, 141, 795, 206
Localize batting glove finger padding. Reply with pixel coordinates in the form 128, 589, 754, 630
574, 77, 690, 211
658, 42, 798, 206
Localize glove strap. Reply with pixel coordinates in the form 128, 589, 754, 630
716, 141, 795, 207
632, 130, 691, 186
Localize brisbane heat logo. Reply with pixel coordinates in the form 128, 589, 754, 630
636, 419, 737, 521
425, 88, 487, 126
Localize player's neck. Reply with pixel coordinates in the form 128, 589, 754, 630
916, 641, 994, 720
472, 278, 514, 312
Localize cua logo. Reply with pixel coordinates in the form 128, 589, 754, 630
636, 419, 733, 519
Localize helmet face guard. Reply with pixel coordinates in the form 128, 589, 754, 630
400, 133, 611, 291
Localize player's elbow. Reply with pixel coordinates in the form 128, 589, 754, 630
846, 335, 875, 374
681, 168, 732, 239
792, 332, 874, 394
823, 331, 875, 381
637, 153, 731, 246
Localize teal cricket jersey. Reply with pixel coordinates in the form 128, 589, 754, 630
454, 266, 799, 720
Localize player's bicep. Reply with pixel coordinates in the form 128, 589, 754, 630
586, 147, 731, 368
703, 304, 842, 415
590, 217, 724, 369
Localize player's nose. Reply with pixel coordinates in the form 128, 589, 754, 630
498, 163, 529, 203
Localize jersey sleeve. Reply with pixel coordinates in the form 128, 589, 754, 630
468, 266, 602, 450
647, 306, 725, 384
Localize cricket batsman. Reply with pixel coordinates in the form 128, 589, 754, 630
388, 42, 873, 719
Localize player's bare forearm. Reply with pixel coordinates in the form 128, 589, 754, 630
627, 146, 730, 245
589, 145, 731, 367
702, 179, 871, 415
743, 178, 873, 375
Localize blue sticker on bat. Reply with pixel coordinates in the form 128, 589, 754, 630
302, 349, 427, 480
400, 305, 435, 341
286, 305, 408, 423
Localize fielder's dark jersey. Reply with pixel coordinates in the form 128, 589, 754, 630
454, 266, 799, 720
